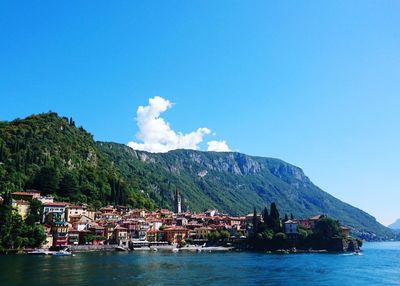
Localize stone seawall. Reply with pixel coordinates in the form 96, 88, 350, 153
69, 245, 118, 252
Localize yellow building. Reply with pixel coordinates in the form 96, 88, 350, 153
195, 227, 212, 239
12, 200, 30, 220
66, 204, 95, 222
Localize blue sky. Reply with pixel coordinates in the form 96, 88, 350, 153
1, 1, 399, 225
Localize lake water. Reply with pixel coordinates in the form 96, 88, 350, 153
1, 242, 400, 286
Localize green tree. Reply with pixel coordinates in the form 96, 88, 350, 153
314, 217, 340, 239
0, 193, 46, 250
23, 224, 46, 248
252, 207, 259, 236
0, 140, 4, 162
269, 203, 281, 233
0, 192, 13, 250
208, 231, 220, 241
25, 199, 43, 225
262, 206, 269, 224
58, 172, 79, 199
34, 166, 60, 195
273, 232, 287, 249
260, 228, 274, 240
219, 230, 230, 241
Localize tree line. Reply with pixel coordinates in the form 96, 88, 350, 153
249, 203, 354, 251
0, 193, 46, 252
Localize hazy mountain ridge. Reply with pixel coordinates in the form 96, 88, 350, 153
388, 219, 400, 230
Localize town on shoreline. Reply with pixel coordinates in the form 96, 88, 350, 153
0, 189, 361, 254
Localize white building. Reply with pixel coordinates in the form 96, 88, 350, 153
42, 202, 68, 223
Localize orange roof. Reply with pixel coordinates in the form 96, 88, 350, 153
43, 202, 69, 207
115, 225, 128, 230
164, 226, 187, 231
11, 191, 39, 196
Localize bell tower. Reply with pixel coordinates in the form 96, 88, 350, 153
175, 187, 182, 214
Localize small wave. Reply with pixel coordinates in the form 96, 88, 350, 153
341, 252, 363, 256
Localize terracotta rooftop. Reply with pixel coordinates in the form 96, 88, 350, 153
11, 191, 40, 196
43, 202, 69, 207
115, 225, 128, 230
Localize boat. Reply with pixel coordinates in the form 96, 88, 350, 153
115, 246, 129, 252
52, 248, 72, 256
27, 249, 51, 255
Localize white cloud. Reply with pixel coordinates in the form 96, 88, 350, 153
128, 96, 230, 153
207, 140, 231, 152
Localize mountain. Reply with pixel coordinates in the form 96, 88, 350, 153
0, 112, 392, 239
98, 142, 392, 239
388, 219, 400, 230
0, 112, 154, 209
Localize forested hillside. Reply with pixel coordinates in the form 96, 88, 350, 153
0, 113, 392, 239
98, 142, 392, 238
0, 112, 154, 209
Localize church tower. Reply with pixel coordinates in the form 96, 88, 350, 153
175, 188, 182, 214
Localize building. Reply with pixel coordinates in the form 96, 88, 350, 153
175, 188, 182, 214
163, 226, 188, 244
73, 215, 93, 231
176, 217, 188, 226
103, 223, 116, 241
309, 215, 324, 229
123, 219, 150, 240
114, 225, 128, 245
294, 219, 312, 230
66, 204, 95, 223
89, 225, 105, 237
205, 210, 217, 217
147, 219, 163, 231
146, 230, 165, 242
129, 209, 146, 218
51, 222, 69, 247
37, 195, 54, 204
96, 212, 121, 221
194, 227, 212, 239
340, 226, 350, 237
283, 220, 299, 235
42, 202, 68, 223
68, 230, 80, 245
12, 200, 30, 220
11, 191, 40, 202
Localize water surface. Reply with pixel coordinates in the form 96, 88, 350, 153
1, 242, 399, 286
